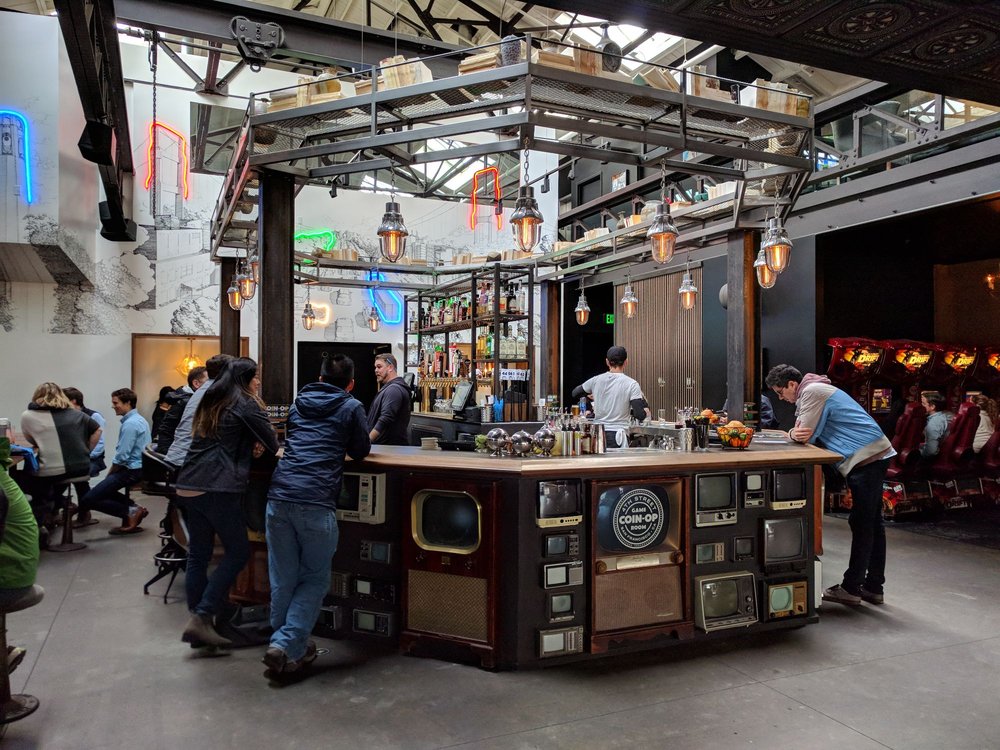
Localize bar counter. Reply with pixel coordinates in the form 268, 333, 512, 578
326, 441, 842, 670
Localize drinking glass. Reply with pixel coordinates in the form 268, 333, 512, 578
657, 408, 666, 422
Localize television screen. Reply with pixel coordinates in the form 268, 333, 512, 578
538, 481, 582, 519
546, 566, 568, 587
764, 517, 806, 563
697, 474, 736, 510
702, 579, 739, 618
339, 474, 360, 512
551, 594, 573, 614
451, 380, 474, 412
546, 536, 568, 556
773, 469, 806, 503
596, 484, 671, 553
413, 491, 480, 552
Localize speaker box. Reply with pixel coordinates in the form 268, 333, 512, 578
593, 566, 683, 632
407, 569, 487, 641
78, 120, 115, 165
98, 201, 137, 242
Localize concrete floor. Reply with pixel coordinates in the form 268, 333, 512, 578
4, 494, 1000, 750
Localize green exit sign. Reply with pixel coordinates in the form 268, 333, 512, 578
605, 313, 615, 325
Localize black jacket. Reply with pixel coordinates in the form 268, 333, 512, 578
155, 388, 192, 454
175, 396, 278, 494
367, 377, 411, 446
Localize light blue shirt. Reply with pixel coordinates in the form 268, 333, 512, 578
88, 410, 106, 459
114, 409, 150, 470
165, 378, 212, 467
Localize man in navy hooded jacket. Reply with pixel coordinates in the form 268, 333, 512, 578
263, 353, 371, 674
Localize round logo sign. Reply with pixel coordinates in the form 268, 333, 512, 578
612, 488, 665, 550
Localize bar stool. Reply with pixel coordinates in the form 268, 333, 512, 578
48, 476, 91, 553
0, 584, 44, 724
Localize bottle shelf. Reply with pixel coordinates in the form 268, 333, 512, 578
412, 313, 529, 335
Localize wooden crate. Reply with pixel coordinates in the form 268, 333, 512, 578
573, 46, 601, 77
380, 55, 433, 89
459, 51, 500, 75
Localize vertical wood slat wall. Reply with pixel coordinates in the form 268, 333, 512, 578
615, 268, 703, 418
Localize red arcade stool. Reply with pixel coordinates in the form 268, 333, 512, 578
48, 476, 91, 553
0, 584, 45, 724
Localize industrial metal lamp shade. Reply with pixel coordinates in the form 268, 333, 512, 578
678, 270, 698, 310
367, 307, 381, 332
238, 271, 256, 301
510, 185, 543, 252
378, 201, 409, 262
249, 256, 260, 284
762, 217, 793, 274
226, 275, 244, 310
574, 290, 591, 326
620, 282, 639, 319
754, 249, 777, 289
302, 301, 316, 330
647, 203, 678, 264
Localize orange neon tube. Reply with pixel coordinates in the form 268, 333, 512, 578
468, 166, 502, 231
144, 121, 191, 199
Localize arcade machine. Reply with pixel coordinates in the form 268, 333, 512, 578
923, 344, 978, 411
966, 347, 1000, 503
825, 338, 885, 511
874, 340, 942, 517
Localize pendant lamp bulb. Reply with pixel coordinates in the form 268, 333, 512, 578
226, 273, 244, 311
762, 213, 793, 274
574, 279, 590, 326
648, 161, 678, 264
367, 305, 381, 332
301, 284, 316, 330
377, 169, 408, 262
754, 249, 777, 289
620, 271, 639, 319
510, 143, 543, 253
678, 255, 698, 310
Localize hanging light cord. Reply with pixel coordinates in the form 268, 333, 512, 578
149, 33, 158, 218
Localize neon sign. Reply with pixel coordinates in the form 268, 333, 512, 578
144, 121, 191, 199
943, 350, 975, 371
0, 110, 34, 203
468, 166, 502, 231
895, 348, 931, 370
366, 269, 403, 324
844, 347, 880, 369
294, 229, 338, 253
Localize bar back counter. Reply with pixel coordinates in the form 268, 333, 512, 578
319, 443, 841, 669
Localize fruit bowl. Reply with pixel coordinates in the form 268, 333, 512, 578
716, 426, 754, 450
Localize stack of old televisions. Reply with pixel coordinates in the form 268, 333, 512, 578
314, 471, 401, 642
691, 466, 813, 633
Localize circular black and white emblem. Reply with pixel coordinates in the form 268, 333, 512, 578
612, 488, 664, 550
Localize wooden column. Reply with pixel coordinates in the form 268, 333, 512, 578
540, 279, 560, 406
218, 257, 240, 356
258, 170, 295, 405
726, 230, 760, 418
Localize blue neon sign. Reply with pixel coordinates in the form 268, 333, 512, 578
366, 270, 403, 324
0, 109, 34, 204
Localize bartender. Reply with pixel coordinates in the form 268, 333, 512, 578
572, 346, 649, 448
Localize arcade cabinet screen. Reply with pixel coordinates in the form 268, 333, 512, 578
871, 388, 892, 412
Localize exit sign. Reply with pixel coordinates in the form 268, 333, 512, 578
605, 313, 615, 324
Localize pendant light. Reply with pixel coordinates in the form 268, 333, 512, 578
226, 273, 244, 310
510, 142, 543, 253
367, 305, 381, 332
377, 171, 408, 263
301, 284, 316, 330
754, 249, 777, 289
574, 279, 591, 326
648, 161, 678, 264
175, 337, 204, 377
237, 259, 256, 301
984, 264, 1000, 298
248, 233, 260, 285
762, 215, 793, 274
620, 272, 638, 319
678, 257, 698, 310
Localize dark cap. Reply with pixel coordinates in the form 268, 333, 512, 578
606, 346, 627, 363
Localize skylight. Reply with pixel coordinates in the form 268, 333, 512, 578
551, 13, 681, 73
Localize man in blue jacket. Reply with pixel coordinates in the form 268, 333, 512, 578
263, 353, 371, 675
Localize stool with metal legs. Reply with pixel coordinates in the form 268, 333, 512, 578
0, 584, 44, 724
48, 476, 90, 553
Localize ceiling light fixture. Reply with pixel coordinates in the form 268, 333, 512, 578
678, 257, 698, 310
620, 272, 638, 319
754, 249, 777, 289
377, 170, 408, 263
574, 279, 591, 326
175, 337, 204, 377
648, 161, 678, 264
226, 273, 244, 310
301, 284, 316, 330
762, 208, 793, 274
510, 140, 543, 253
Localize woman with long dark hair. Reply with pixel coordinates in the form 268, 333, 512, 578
175, 357, 277, 648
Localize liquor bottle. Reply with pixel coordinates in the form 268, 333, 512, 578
515, 325, 527, 359
485, 331, 494, 358
505, 283, 517, 314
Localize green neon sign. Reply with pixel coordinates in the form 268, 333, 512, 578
294, 229, 338, 253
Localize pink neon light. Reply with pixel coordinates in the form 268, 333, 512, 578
144, 121, 191, 199
468, 166, 502, 231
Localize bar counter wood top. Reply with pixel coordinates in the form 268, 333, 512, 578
356, 443, 841, 476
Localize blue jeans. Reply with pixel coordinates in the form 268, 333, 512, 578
184, 491, 250, 616
843, 458, 891, 595
80, 468, 143, 522
266, 500, 339, 661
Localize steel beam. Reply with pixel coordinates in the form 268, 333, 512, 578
116, 0, 461, 75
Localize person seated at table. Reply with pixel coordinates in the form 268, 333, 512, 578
919, 391, 953, 459
19, 382, 102, 529
80, 388, 151, 535
970, 394, 997, 453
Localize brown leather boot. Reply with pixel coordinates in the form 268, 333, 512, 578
181, 614, 232, 647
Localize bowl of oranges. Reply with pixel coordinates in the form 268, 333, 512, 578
716, 420, 754, 450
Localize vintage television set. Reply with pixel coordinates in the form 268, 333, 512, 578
694, 571, 758, 632
590, 478, 688, 640
336, 472, 387, 524
694, 472, 738, 526
402, 477, 500, 658
763, 579, 808, 621
761, 516, 809, 573
537, 480, 584, 527
770, 468, 807, 510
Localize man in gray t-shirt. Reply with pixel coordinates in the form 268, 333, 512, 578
572, 346, 649, 448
